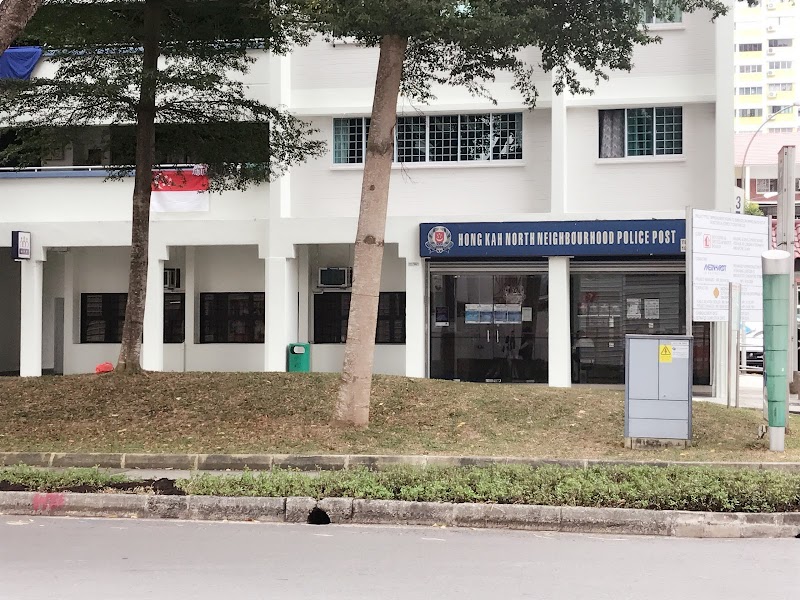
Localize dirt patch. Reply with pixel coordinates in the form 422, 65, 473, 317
0, 371, 796, 462
0, 477, 185, 495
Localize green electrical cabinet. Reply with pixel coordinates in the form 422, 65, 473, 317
287, 343, 310, 372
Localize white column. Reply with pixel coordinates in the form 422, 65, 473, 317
548, 256, 571, 387
404, 258, 426, 378
184, 247, 196, 360
141, 258, 165, 371
19, 259, 44, 377
714, 6, 735, 212
265, 256, 290, 371
550, 74, 568, 215
297, 246, 310, 343
63, 250, 78, 374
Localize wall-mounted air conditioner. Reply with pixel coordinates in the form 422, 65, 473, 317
318, 267, 351, 289
766, 2, 776, 10
768, 91, 778, 98
767, 70, 776, 77
767, 48, 776, 55
767, 25, 776, 33
164, 268, 181, 290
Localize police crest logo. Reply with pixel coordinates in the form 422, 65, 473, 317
425, 226, 454, 254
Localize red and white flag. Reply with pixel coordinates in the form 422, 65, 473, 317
151, 167, 210, 212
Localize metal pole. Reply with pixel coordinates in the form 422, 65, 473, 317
777, 146, 796, 423
728, 282, 741, 408
685, 206, 693, 338
762, 249, 791, 452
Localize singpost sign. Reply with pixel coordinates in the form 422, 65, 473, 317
420, 219, 685, 258
11, 231, 31, 260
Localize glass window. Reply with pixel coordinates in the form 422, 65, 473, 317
756, 179, 778, 193
641, 1, 682, 23
199, 293, 265, 343
768, 39, 792, 48
599, 107, 682, 158
396, 116, 427, 163
429, 115, 459, 162
314, 292, 406, 344
164, 293, 185, 344
332, 117, 369, 164
770, 105, 793, 114
738, 87, 763, 95
738, 43, 763, 52
738, 108, 764, 117
569, 271, 708, 385
769, 60, 792, 69
769, 83, 794, 92
334, 114, 522, 164
739, 64, 762, 73
80, 293, 185, 343
491, 113, 523, 160
80, 293, 127, 343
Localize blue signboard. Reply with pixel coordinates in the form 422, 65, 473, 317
420, 219, 685, 258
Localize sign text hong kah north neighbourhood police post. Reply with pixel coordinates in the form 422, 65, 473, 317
420, 220, 685, 258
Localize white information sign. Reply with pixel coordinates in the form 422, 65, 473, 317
691, 209, 770, 322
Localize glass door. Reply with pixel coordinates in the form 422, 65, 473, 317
429, 272, 549, 383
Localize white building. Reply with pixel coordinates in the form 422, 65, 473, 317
0, 6, 735, 393
734, 0, 800, 133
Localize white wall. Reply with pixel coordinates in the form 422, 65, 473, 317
311, 344, 406, 375
1, 178, 268, 224
565, 103, 716, 213
291, 110, 552, 218
41, 252, 65, 371
0, 254, 20, 373
194, 246, 264, 293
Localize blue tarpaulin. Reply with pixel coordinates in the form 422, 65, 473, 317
0, 47, 43, 80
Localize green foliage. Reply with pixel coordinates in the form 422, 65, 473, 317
744, 201, 764, 216
0, 0, 324, 190
293, 0, 731, 105
0, 465, 127, 491
177, 465, 800, 513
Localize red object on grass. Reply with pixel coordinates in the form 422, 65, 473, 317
95, 362, 114, 374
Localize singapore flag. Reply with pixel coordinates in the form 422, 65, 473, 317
150, 166, 210, 212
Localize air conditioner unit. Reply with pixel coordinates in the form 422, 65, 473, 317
767, 70, 776, 77
767, 48, 776, 55
318, 267, 351, 289
767, 25, 776, 33
766, 2, 776, 9
164, 268, 181, 290
768, 91, 778, 98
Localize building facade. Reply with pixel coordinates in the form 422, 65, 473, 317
0, 7, 735, 392
734, 0, 800, 133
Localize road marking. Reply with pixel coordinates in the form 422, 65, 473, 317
313, 533, 334, 537
5, 519, 33, 526
420, 537, 446, 542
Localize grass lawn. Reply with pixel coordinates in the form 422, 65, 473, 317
0, 372, 797, 462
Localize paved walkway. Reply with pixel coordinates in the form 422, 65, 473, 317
694, 373, 800, 412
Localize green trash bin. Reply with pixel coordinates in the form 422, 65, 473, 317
287, 343, 310, 372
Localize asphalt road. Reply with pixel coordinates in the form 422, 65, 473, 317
1, 517, 798, 599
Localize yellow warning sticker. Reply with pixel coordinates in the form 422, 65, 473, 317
659, 344, 672, 363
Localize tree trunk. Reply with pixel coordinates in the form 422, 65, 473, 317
0, 0, 42, 56
116, 0, 161, 373
335, 34, 408, 427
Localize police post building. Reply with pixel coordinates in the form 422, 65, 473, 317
0, 7, 734, 392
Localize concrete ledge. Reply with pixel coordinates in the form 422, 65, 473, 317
51, 453, 124, 468
0, 491, 797, 538
5, 452, 800, 473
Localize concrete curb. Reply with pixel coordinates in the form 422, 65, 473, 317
0, 491, 797, 538
3, 452, 800, 473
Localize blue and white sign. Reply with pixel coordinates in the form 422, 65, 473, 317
419, 220, 686, 258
